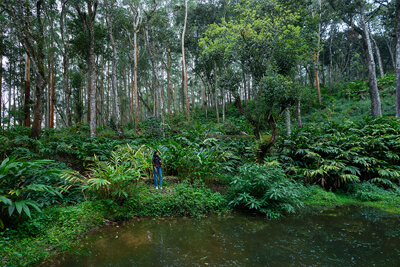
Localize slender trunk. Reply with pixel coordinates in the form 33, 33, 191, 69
145, 9, 164, 135
101, 60, 105, 125
23, 53, 31, 127
0, 54, 2, 128
214, 60, 219, 123
296, 100, 302, 128
314, 53, 322, 105
134, 31, 139, 128
242, 63, 247, 105
50, 61, 55, 128
30, 0, 46, 139
61, 2, 71, 127
63, 55, 71, 126
361, 12, 381, 117
182, 0, 190, 119
372, 35, 384, 78
75, 1, 98, 137
396, 0, 400, 117
192, 78, 195, 114
200, 78, 204, 110
167, 48, 172, 115
46, 59, 51, 129
386, 38, 396, 70
285, 108, 291, 136
329, 29, 333, 93
106, 3, 123, 136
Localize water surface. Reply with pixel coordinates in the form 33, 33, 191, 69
49, 206, 400, 266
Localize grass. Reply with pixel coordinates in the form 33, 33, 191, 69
301, 185, 400, 215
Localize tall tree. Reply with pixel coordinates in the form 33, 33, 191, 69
60, 1, 72, 126
0, 0, 48, 138
126, 0, 142, 130
328, 0, 382, 117
181, 0, 190, 119
23, 53, 30, 127
74, 0, 98, 137
105, 0, 123, 136
144, 2, 164, 136
396, 0, 400, 117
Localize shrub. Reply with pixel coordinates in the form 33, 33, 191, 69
349, 182, 397, 202
0, 157, 63, 229
127, 182, 228, 217
275, 117, 400, 190
229, 163, 304, 218
61, 145, 150, 202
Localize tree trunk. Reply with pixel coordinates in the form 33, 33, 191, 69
296, 100, 302, 128
396, 0, 400, 117
49, 61, 55, 128
214, 60, 219, 123
386, 38, 396, 70
61, 2, 71, 127
234, 96, 261, 139
361, 11, 381, 117
23, 53, 31, 127
285, 108, 291, 136
106, 0, 123, 136
182, 0, 190, 120
0, 54, 2, 128
314, 53, 322, 105
75, 0, 98, 137
372, 35, 384, 78
192, 78, 195, 114
134, 30, 139, 128
145, 6, 164, 136
167, 48, 172, 115
30, 1, 46, 139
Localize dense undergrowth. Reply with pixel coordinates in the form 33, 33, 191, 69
1, 74, 400, 266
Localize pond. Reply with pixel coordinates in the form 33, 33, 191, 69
47, 205, 400, 266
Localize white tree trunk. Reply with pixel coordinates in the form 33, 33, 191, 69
181, 0, 190, 119
361, 11, 382, 117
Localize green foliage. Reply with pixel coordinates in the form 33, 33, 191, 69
127, 182, 229, 217
349, 182, 400, 202
302, 185, 338, 204
157, 137, 238, 185
61, 145, 149, 202
0, 157, 62, 228
229, 163, 304, 218
274, 117, 400, 190
255, 75, 300, 121
1, 201, 108, 266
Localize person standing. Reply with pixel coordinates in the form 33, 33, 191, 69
152, 151, 163, 189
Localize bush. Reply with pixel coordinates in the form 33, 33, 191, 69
126, 182, 228, 217
275, 117, 400, 190
229, 163, 304, 218
0, 157, 63, 229
349, 182, 397, 202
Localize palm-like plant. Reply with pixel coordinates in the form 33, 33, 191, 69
0, 157, 62, 228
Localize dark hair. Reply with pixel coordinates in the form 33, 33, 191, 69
153, 151, 159, 158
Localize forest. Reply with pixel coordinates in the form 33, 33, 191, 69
1, 0, 400, 266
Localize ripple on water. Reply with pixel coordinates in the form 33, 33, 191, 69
47, 206, 400, 267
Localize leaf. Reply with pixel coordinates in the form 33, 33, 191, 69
8, 203, 15, 216
0, 195, 12, 205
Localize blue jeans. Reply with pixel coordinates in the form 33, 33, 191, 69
154, 167, 162, 187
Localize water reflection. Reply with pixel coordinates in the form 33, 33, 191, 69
50, 206, 400, 266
